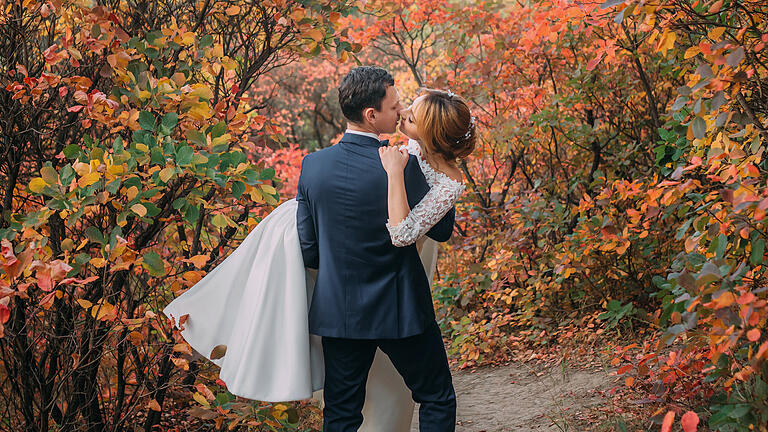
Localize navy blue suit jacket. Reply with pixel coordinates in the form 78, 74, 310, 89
296, 133, 455, 339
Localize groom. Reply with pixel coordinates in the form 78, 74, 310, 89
296, 66, 457, 431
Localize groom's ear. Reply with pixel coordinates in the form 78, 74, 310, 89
362, 107, 376, 124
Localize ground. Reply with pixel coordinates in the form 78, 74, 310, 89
411, 360, 616, 432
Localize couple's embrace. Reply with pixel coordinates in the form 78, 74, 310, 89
163, 66, 476, 431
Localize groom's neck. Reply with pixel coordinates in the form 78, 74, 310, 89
346, 122, 379, 137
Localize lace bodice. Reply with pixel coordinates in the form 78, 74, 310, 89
386, 140, 465, 247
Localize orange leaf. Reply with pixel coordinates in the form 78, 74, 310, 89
747, 328, 761, 342
661, 411, 675, 432
148, 399, 161, 411
586, 54, 604, 71
617, 364, 633, 375
681, 411, 699, 432
186, 254, 209, 269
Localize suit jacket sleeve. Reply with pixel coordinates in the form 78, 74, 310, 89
424, 207, 455, 242
296, 159, 319, 269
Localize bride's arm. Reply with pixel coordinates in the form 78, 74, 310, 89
378, 146, 463, 247
386, 180, 462, 247
379, 146, 411, 226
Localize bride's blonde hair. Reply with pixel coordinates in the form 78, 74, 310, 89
412, 89, 476, 161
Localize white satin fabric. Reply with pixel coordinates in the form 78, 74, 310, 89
163, 199, 439, 430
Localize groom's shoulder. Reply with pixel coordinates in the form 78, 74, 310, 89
302, 146, 331, 163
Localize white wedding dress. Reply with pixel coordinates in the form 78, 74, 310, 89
162, 140, 464, 431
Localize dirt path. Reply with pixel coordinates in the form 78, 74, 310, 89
411, 362, 614, 431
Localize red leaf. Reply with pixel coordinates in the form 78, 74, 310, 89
681, 411, 699, 432
67, 105, 84, 113
0, 304, 9, 324
661, 411, 675, 432
586, 54, 604, 71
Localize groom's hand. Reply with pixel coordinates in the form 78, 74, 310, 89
379, 145, 409, 175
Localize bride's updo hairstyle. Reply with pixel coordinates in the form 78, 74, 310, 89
412, 89, 476, 161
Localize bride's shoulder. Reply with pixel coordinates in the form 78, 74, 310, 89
441, 164, 464, 184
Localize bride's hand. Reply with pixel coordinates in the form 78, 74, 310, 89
378, 146, 409, 175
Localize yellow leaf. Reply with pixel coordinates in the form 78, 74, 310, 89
91, 301, 116, 321
124, 186, 138, 201
41, 166, 59, 184
29, 178, 48, 193
76, 299, 93, 309
211, 134, 231, 148
187, 102, 211, 121
131, 203, 147, 217
135, 143, 149, 153
90, 257, 107, 268
657, 30, 677, 55
189, 85, 214, 101
78, 172, 101, 188
107, 164, 125, 176
249, 188, 265, 203
179, 32, 196, 46
684, 46, 700, 59
192, 392, 210, 408
159, 166, 175, 183
225, 5, 241, 15
708, 27, 726, 40
260, 184, 277, 195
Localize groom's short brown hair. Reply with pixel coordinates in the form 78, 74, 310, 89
338, 66, 394, 123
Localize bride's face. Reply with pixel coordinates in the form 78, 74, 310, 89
398, 96, 424, 141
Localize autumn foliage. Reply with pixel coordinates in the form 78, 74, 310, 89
2, 0, 768, 430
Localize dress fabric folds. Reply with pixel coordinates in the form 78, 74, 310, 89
162, 198, 437, 429
163, 199, 324, 402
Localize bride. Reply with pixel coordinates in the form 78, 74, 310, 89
163, 87, 476, 430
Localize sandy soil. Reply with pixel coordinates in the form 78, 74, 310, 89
411, 362, 614, 432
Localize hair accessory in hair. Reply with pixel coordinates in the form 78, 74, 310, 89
458, 115, 475, 143
446, 89, 456, 98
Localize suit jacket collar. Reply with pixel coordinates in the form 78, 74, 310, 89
339, 132, 385, 147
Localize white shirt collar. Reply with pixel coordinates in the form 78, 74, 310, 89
345, 129, 380, 141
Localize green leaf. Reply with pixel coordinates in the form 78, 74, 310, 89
232, 181, 245, 199
675, 218, 693, 241
210, 121, 226, 139
176, 145, 194, 166
160, 112, 178, 133
715, 233, 727, 259
64, 144, 82, 159
186, 130, 207, 147
184, 205, 200, 224
85, 226, 105, 245
259, 167, 275, 180
142, 202, 161, 218
141, 251, 165, 276
691, 116, 706, 139
199, 34, 214, 48
211, 214, 228, 228
138, 111, 156, 131
750, 238, 764, 266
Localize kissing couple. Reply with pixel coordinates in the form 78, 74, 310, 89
164, 66, 477, 431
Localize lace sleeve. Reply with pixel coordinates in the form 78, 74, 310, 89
386, 179, 464, 247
